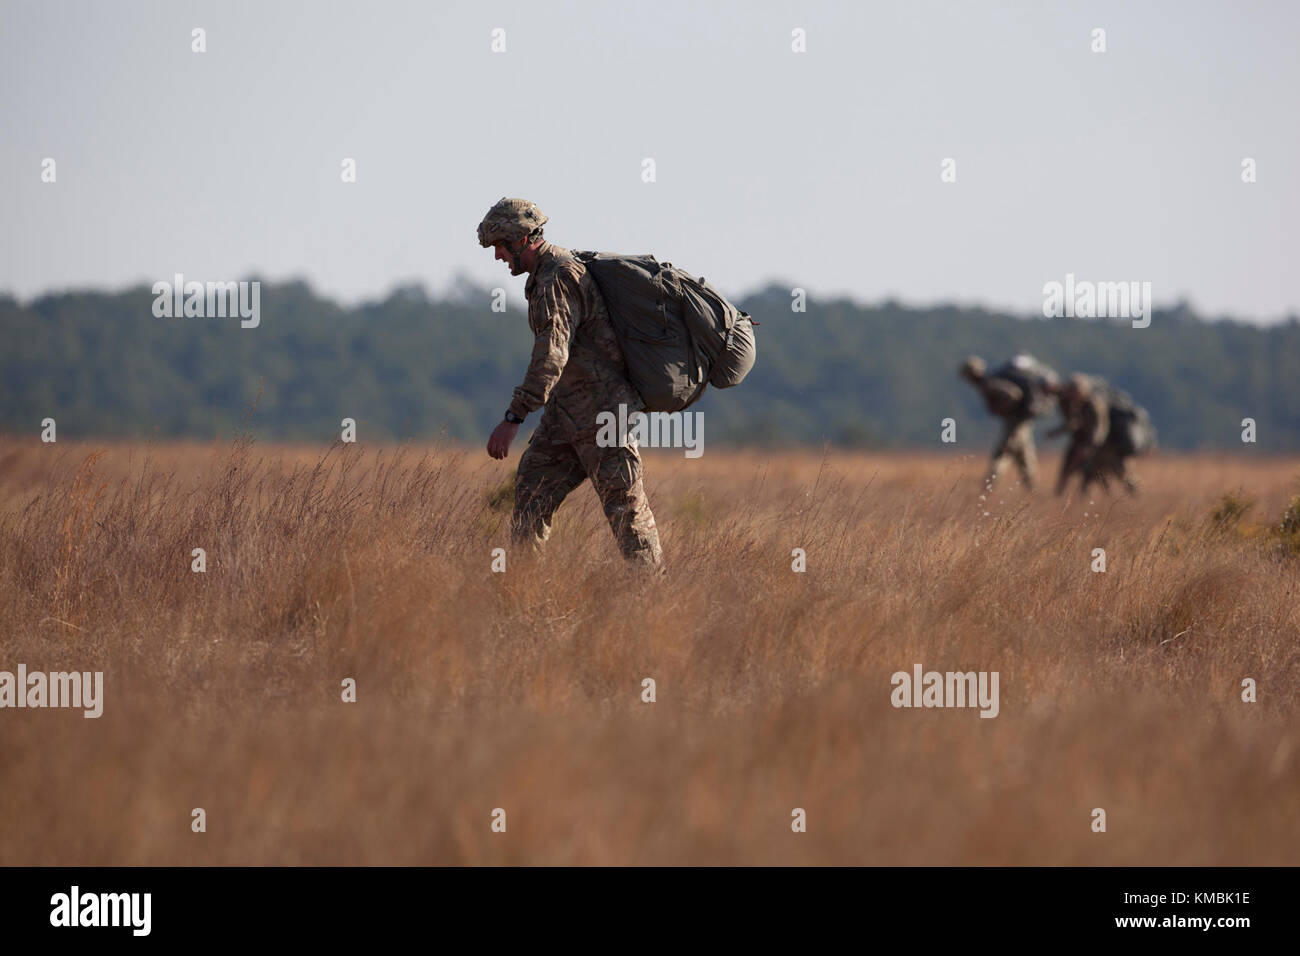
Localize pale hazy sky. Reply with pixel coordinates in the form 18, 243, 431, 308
2, 0, 1297, 321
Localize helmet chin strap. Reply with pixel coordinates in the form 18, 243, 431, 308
508, 236, 532, 274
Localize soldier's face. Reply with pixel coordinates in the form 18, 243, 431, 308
493, 240, 527, 276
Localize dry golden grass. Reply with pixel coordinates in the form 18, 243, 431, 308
0, 436, 1297, 865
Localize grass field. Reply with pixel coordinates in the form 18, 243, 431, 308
1, 437, 1297, 865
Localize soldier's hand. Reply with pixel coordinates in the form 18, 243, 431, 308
487, 420, 519, 460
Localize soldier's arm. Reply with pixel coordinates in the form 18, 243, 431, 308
507, 268, 582, 420
1088, 400, 1110, 446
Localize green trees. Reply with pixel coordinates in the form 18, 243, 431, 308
2, 279, 1296, 449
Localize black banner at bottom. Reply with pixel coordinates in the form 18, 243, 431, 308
0, 866, 1286, 943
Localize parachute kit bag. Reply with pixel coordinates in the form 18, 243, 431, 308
576, 251, 757, 413
1110, 404, 1156, 456
990, 357, 1057, 418
1102, 386, 1156, 457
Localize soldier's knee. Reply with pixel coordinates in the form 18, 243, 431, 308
586, 446, 661, 560
512, 466, 544, 506
601, 476, 660, 556
605, 495, 659, 548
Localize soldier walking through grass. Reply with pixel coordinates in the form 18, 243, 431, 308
479, 198, 663, 567
1051, 374, 1155, 495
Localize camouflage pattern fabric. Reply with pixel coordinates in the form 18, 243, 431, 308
1082, 442, 1141, 495
1081, 397, 1154, 495
477, 197, 548, 247
962, 354, 1058, 490
989, 417, 1038, 490
512, 414, 662, 566
508, 241, 662, 565
1055, 377, 1112, 494
508, 241, 645, 431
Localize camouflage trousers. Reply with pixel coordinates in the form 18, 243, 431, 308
1057, 436, 1140, 496
1056, 434, 1094, 495
512, 421, 663, 567
1083, 444, 1140, 495
989, 418, 1037, 490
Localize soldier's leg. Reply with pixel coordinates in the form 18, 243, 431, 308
1011, 420, 1037, 491
1088, 447, 1119, 494
1057, 437, 1083, 495
511, 431, 588, 551
575, 439, 663, 567
1115, 455, 1140, 495
988, 453, 1012, 490
988, 423, 1014, 489
1083, 462, 1109, 493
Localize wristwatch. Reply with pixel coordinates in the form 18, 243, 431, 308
504, 409, 525, 425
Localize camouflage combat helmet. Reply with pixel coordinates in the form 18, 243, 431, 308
960, 355, 986, 381
477, 197, 548, 248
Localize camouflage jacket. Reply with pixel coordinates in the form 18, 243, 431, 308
1060, 389, 1110, 447
508, 242, 642, 440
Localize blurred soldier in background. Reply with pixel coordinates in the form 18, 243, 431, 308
1050, 373, 1110, 495
1084, 384, 1156, 495
1050, 374, 1155, 495
960, 353, 1060, 491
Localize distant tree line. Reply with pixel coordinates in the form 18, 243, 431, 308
2, 280, 1298, 451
